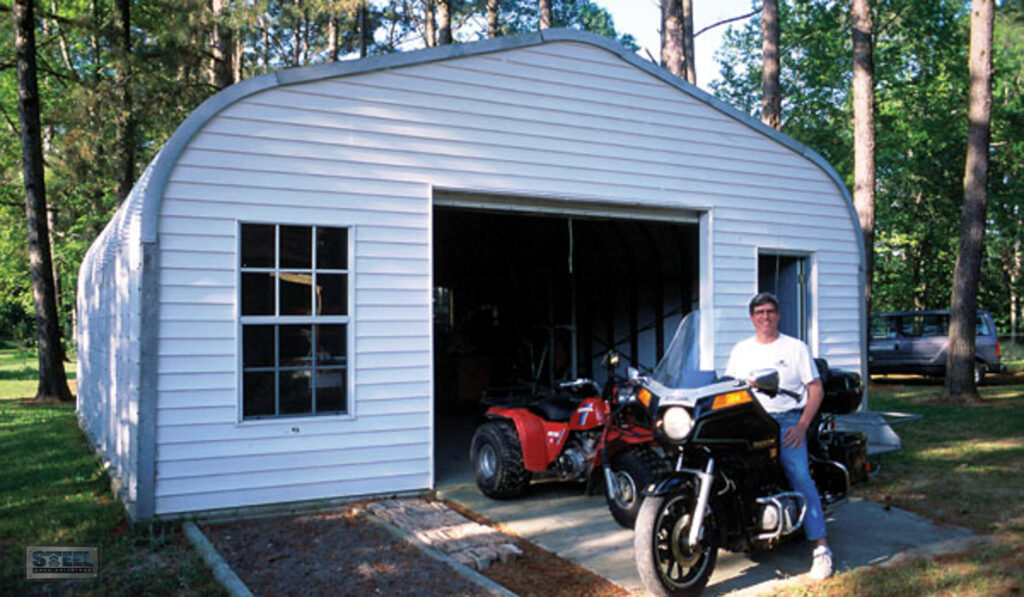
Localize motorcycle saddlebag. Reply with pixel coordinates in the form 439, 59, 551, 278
822, 430, 869, 484
821, 369, 863, 414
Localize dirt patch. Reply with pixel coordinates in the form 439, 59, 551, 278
201, 497, 628, 597
202, 509, 492, 596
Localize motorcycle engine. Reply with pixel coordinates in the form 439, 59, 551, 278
557, 447, 588, 480
756, 494, 804, 536
556, 432, 599, 480
758, 502, 780, 532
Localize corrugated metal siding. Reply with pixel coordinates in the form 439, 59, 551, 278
151, 41, 860, 514
76, 164, 148, 510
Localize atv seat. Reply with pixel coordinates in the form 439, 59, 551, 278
529, 398, 577, 422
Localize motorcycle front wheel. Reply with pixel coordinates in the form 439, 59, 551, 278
634, 491, 719, 597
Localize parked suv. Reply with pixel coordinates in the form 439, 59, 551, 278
869, 310, 1006, 383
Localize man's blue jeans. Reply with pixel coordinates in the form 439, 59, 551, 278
774, 411, 827, 541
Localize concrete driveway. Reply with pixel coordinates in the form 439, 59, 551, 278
438, 476, 978, 595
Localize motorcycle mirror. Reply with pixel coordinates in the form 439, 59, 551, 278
627, 367, 641, 383
750, 368, 780, 396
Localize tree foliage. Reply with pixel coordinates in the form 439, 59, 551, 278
712, 0, 1024, 333
0, 0, 634, 348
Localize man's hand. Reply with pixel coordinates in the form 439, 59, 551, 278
783, 420, 809, 449
784, 378, 824, 449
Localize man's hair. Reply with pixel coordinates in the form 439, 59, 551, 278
749, 292, 780, 315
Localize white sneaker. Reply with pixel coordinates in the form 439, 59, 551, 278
810, 545, 833, 580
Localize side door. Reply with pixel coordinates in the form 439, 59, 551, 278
906, 313, 949, 371
869, 315, 900, 372
758, 253, 808, 341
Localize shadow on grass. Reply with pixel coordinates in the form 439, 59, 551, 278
870, 371, 1024, 387
0, 367, 38, 381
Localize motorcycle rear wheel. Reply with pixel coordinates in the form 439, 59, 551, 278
606, 447, 670, 529
470, 420, 531, 499
634, 491, 719, 597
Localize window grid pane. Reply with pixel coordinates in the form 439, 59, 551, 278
241, 224, 349, 420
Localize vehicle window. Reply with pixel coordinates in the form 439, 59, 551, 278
899, 316, 923, 338
871, 317, 898, 339
976, 314, 991, 336
921, 314, 947, 337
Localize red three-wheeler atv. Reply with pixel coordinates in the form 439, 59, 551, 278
469, 357, 669, 528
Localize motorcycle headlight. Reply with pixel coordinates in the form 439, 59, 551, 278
662, 407, 694, 441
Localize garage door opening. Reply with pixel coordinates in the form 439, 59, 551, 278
432, 205, 700, 484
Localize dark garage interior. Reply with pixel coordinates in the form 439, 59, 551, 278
432, 207, 701, 441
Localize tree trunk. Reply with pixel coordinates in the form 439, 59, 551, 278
761, 0, 781, 130
292, 0, 303, 66
539, 0, 552, 30
328, 7, 340, 61
852, 0, 876, 334
661, 0, 684, 78
424, 0, 436, 47
259, 14, 270, 70
210, 0, 235, 88
46, 206, 66, 364
437, 0, 451, 45
1012, 213, 1022, 343
114, 0, 135, 204
682, 0, 695, 84
13, 0, 73, 402
359, 0, 369, 57
944, 0, 994, 404
488, 0, 500, 37
302, 5, 312, 63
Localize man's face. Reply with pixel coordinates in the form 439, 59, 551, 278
750, 303, 780, 338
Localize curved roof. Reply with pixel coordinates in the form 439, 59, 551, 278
136, 28, 863, 270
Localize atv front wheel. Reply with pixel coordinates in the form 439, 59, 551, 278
470, 421, 531, 499
606, 447, 670, 529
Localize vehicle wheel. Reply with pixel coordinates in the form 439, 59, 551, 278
470, 421, 531, 499
606, 447, 671, 529
974, 362, 986, 386
634, 491, 719, 597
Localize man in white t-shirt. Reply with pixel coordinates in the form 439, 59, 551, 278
725, 292, 833, 580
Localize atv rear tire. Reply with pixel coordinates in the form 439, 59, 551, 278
606, 447, 670, 529
470, 420, 531, 499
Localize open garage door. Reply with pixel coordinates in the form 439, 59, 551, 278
432, 204, 701, 430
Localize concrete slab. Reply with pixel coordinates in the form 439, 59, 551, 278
438, 479, 977, 595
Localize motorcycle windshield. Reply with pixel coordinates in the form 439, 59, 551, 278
650, 310, 716, 389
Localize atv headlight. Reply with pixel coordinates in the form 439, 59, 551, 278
662, 407, 694, 441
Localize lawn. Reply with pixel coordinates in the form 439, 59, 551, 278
3, 346, 1022, 596
776, 375, 1024, 596
0, 348, 222, 595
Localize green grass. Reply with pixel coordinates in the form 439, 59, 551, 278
774, 378, 1024, 596
0, 348, 222, 595
865, 384, 1024, 534
999, 337, 1024, 370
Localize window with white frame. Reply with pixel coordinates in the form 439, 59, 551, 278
239, 223, 349, 419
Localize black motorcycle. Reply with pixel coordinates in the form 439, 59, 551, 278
629, 310, 867, 596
